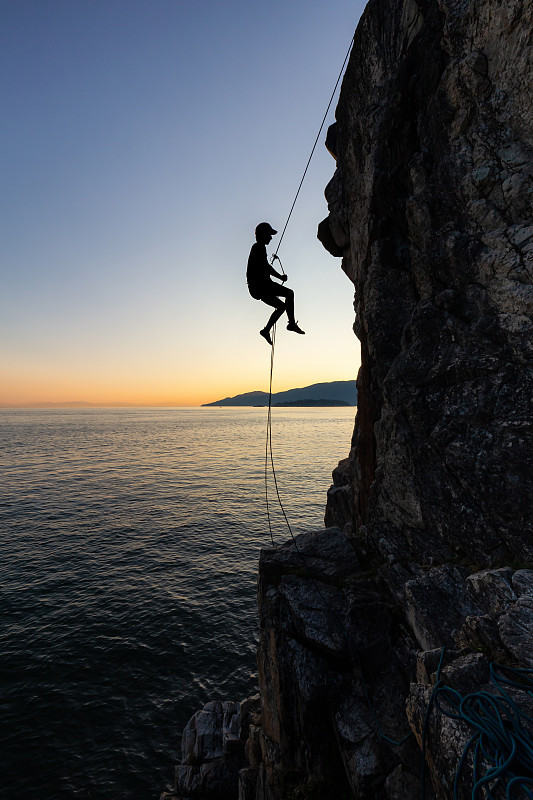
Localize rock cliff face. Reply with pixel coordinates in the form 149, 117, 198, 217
320, 0, 533, 569
163, 0, 532, 798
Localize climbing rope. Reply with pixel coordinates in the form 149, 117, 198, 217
263, 26, 356, 535
272, 31, 355, 259
264, 319, 297, 549
422, 648, 533, 800
264, 323, 277, 546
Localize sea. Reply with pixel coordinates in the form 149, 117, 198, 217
1, 406, 356, 800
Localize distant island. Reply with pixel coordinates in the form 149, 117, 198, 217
273, 399, 351, 407
202, 380, 357, 407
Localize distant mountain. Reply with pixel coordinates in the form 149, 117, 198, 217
202, 381, 357, 407
273, 399, 351, 407
202, 390, 270, 407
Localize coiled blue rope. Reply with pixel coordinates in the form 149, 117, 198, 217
422, 649, 533, 800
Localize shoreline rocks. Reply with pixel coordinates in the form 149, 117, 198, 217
163, 528, 533, 799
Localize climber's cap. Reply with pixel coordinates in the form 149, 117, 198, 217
255, 222, 277, 238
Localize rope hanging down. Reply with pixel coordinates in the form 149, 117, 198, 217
264, 29, 356, 538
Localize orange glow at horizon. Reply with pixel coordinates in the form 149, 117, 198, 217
1, 357, 361, 407
2, 298, 362, 406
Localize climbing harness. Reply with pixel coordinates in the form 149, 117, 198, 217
422, 648, 533, 800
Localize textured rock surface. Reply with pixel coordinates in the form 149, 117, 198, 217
321, 0, 533, 567
249, 534, 533, 800
161, 697, 259, 800
164, 0, 532, 797
251, 528, 420, 800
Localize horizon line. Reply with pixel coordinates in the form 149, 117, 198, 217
1, 380, 357, 410
0, 401, 205, 409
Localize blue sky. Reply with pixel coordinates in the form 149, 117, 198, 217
1, 0, 366, 405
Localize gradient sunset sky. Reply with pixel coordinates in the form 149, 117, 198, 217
1, 0, 366, 407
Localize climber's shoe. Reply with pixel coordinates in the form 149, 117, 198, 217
287, 321, 305, 335
260, 328, 273, 345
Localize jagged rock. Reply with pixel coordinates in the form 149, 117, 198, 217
317, 216, 344, 257
331, 457, 351, 488
384, 764, 423, 800
175, 757, 241, 800
180, 700, 240, 765
333, 692, 384, 797
237, 766, 258, 800
407, 682, 473, 800
325, 456, 355, 529
466, 568, 517, 616
439, 652, 491, 694
512, 570, 533, 598
255, 527, 423, 800
306, 0, 532, 791
244, 724, 262, 767
403, 566, 482, 650
259, 527, 359, 585
498, 597, 533, 667
171, 696, 259, 799
322, 0, 533, 567
325, 122, 339, 161
457, 614, 509, 663
415, 648, 446, 685
324, 483, 353, 530
278, 575, 348, 657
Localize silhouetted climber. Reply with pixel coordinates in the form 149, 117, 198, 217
247, 222, 305, 345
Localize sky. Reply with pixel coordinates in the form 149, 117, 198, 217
1, 0, 366, 407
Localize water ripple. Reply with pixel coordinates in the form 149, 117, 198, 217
1, 406, 355, 799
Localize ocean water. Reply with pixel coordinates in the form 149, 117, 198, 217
1, 406, 356, 799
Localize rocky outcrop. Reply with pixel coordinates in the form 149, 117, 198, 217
243, 532, 533, 800
164, 530, 533, 800
161, 697, 259, 800
319, 0, 533, 567
163, 0, 532, 797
